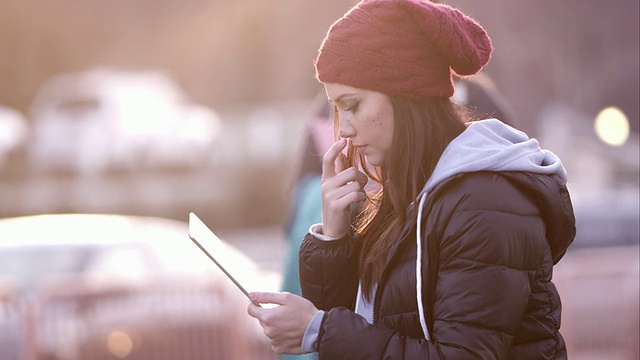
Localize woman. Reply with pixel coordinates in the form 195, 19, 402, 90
248, 0, 576, 359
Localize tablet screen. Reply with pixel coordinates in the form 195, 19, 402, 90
188, 212, 259, 305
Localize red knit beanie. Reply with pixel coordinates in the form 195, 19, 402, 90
315, 0, 493, 100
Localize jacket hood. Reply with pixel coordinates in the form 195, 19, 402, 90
422, 119, 567, 194
411, 119, 575, 340
419, 118, 575, 263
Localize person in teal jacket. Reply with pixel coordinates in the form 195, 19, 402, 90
279, 91, 332, 360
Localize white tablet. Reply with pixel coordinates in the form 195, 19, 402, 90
188, 212, 260, 306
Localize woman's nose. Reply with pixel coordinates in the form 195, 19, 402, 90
338, 116, 355, 139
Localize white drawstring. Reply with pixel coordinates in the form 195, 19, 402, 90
416, 192, 430, 340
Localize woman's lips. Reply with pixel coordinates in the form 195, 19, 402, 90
354, 145, 367, 155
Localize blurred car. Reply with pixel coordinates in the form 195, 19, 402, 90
554, 188, 639, 359
26, 67, 222, 174
0, 105, 28, 168
0, 213, 278, 360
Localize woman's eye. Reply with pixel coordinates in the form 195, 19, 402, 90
345, 102, 359, 112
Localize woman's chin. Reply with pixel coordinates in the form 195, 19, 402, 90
366, 155, 384, 167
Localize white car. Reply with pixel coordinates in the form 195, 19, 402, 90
0, 105, 28, 167
0, 213, 277, 360
27, 68, 222, 174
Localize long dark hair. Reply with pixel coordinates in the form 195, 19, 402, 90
341, 96, 468, 300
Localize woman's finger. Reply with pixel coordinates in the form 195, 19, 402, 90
323, 167, 366, 189
246, 291, 319, 355
322, 138, 347, 179
355, 169, 369, 187
325, 181, 366, 203
335, 151, 349, 174
249, 291, 290, 305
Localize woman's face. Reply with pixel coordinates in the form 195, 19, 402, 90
324, 83, 395, 167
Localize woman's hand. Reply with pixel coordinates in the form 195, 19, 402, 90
247, 292, 319, 354
321, 138, 368, 238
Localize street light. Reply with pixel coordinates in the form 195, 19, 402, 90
594, 106, 630, 147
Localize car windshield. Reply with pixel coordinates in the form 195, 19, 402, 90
0, 245, 97, 295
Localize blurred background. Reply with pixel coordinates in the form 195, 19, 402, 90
0, 0, 638, 359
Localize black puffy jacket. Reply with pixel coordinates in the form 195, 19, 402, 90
299, 171, 575, 359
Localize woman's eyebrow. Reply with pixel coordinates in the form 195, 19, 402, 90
331, 93, 357, 105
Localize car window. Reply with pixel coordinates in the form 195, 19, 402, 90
85, 244, 158, 277
0, 246, 94, 294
